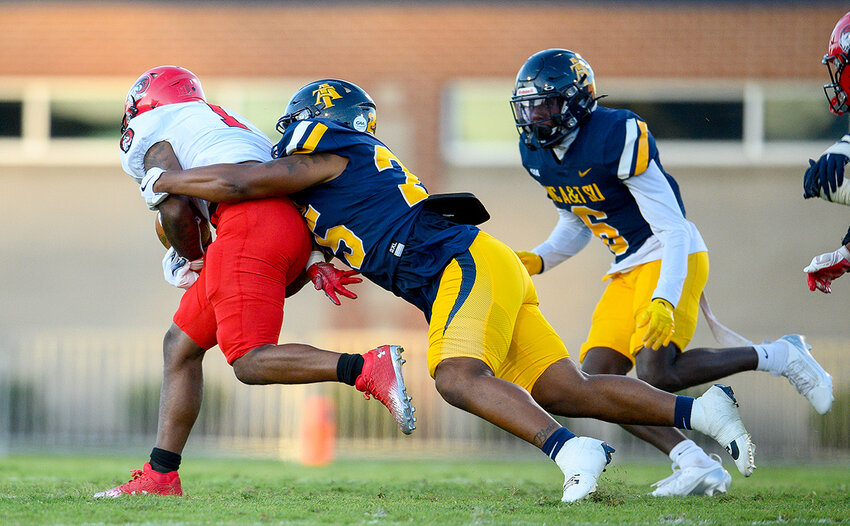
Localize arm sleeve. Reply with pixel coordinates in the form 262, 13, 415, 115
532, 208, 592, 272
623, 160, 691, 306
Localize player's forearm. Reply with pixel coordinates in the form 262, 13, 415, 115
154, 164, 257, 202
159, 196, 207, 261
155, 154, 345, 202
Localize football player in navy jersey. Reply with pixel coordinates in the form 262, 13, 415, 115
802, 11, 850, 293
511, 49, 834, 496
142, 78, 760, 502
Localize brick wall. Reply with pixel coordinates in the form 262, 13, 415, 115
0, 2, 841, 175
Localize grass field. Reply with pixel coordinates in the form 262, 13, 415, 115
1, 454, 848, 525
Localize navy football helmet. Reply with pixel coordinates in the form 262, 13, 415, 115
275, 79, 377, 137
511, 49, 598, 149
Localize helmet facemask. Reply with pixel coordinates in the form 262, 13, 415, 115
824, 53, 850, 115
511, 79, 594, 149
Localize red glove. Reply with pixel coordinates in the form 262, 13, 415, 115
804, 246, 850, 294
307, 262, 362, 305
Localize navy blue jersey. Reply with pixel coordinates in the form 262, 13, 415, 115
279, 118, 478, 317
520, 106, 685, 263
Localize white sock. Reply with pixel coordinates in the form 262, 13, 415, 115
754, 340, 788, 376
669, 439, 715, 469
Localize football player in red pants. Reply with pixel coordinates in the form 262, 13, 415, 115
803, 11, 850, 293
94, 67, 414, 498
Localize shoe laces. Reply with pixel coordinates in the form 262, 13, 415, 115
785, 359, 815, 395
128, 469, 144, 481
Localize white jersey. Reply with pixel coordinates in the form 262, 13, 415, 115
119, 101, 273, 218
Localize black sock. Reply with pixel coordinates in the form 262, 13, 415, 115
337, 353, 365, 386
149, 447, 181, 473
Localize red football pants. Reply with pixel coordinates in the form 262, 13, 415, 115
173, 197, 312, 364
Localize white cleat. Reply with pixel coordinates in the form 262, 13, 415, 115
692, 385, 756, 477
650, 454, 731, 497
776, 335, 834, 415
554, 437, 615, 503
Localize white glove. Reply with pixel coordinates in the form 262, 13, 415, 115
162, 247, 203, 289
803, 245, 850, 293
140, 167, 169, 210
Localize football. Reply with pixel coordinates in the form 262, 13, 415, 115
155, 211, 171, 248
155, 212, 212, 249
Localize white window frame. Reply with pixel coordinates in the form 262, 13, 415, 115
442, 78, 847, 168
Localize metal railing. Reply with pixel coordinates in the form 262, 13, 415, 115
2, 328, 847, 462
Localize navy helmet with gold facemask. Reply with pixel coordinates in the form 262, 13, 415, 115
274, 79, 377, 157
511, 49, 598, 150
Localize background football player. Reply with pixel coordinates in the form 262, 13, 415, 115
140, 78, 759, 502
802, 11, 850, 293
96, 67, 414, 498
510, 49, 834, 497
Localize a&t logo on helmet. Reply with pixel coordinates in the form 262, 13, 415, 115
313, 83, 342, 108
569, 57, 593, 87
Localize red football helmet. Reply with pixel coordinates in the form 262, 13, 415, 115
823, 12, 850, 115
122, 66, 206, 132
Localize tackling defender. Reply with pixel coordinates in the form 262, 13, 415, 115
95, 67, 415, 498
510, 49, 834, 497
802, 11, 850, 292
140, 78, 757, 502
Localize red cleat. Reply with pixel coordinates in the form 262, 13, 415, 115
355, 345, 416, 435
93, 462, 183, 498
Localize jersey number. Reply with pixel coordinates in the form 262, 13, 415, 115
207, 104, 248, 130
303, 205, 366, 269
374, 146, 428, 207
297, 145, 427, 270
572, 206, 629, 256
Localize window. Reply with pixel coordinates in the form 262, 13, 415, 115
603, 101, 743, 140
443, 79, 837, 167
0, 101, 22, 137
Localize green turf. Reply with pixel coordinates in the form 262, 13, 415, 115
0, 454, 848, 525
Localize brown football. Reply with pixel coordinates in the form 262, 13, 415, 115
155, 211, 171, 249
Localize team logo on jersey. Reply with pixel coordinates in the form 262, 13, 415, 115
120, 128, 134, 153
841, 28, 850, 53
578, 168, 591, 177
313, 83, 342, 108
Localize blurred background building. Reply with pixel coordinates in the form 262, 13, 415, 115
0, 1, 848, 464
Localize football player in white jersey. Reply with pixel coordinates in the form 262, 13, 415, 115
512, 49, 834, 497
95, 67, 415, 498
802, 11, 850, 293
